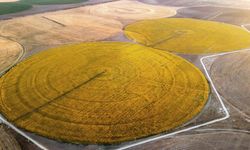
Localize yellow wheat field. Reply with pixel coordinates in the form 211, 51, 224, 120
125, 18, 250, 54
0, 42, 209, 144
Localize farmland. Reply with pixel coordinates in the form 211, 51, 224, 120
0, 37, 23, 74
0, 42, 209, 144
0, 2, 31, 15
0, 0, 249, 149
0, 125, 21, 150
20, 0, 88, 5
0, 0, 175, 54
125, 18, 250, 54
0, 0, 88, 15
211, 50, 250, 117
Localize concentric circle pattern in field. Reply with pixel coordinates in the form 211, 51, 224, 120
211, 51, 250, 117
0, 42, 209, 144
82, 0, 176, 21
0, 125, 21, 150
124, 18, 250, 54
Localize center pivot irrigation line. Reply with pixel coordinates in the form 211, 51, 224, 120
117, 54, 230, 150
13, 70, 106, 122
0, 71, 106, 150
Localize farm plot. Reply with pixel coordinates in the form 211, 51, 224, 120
129, 131, 250, 150
211, 50, 250, 117
0, 15, 122, 52
178, 6, 250, 25
0, 37, 23, 74
0, 0, 175, 54
0, 42, 209, 144
0, 2, 31, 15
125, 18, 250, 54
0, 125, 21, 150
77, 0, 176, 22
20, 0, 88, 5
0, 0, 89, 16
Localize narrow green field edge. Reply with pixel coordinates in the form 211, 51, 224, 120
0, 0, 88, 15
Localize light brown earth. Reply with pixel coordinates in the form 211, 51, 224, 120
0, 37, 23, 74
78, 0, 176, 22
0, 0, 176, 54
0, 15, 122, 52
177, 6, 250, 25
211, 51, 250, 118
0, 125, 21, 150
129, 131, 250, 150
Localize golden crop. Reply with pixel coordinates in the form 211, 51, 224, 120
125, 18, 250, 54
0, 42, 209, 144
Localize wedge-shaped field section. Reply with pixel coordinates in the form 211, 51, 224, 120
211, 51, 250, 117
0, 42, 209, 144
0, 37, 23, 73
0, 125, 21, 150
125, 18, 250, 54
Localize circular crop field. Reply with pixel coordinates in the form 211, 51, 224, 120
125, 18, 250, 54
0, 125, 21, 150
0, 42, 209, 144
82, 0, 176, 21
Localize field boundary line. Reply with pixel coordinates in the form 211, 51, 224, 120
0, 37, 48, 149
241, 24, 250, 32
0, 115, 48, 150
0, 37, 26, 76
117, 51, 231, 150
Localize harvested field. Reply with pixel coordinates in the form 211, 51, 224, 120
0, 37, 23, 74
0, 125, 21, 150
125, 18, 250, 54
0, 0, 175, 53
0, 15, 122, 52
129, 131, 250, 150
211, 51, 250, 117
178, 6, 250, 25
139, 0, 250, 8
0, 42, 209, 144
78, 0, 176, 21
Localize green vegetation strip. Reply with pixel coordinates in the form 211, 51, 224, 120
0, 0, 88, 15
20, 0, 88, 5
0, 2, 31, 15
